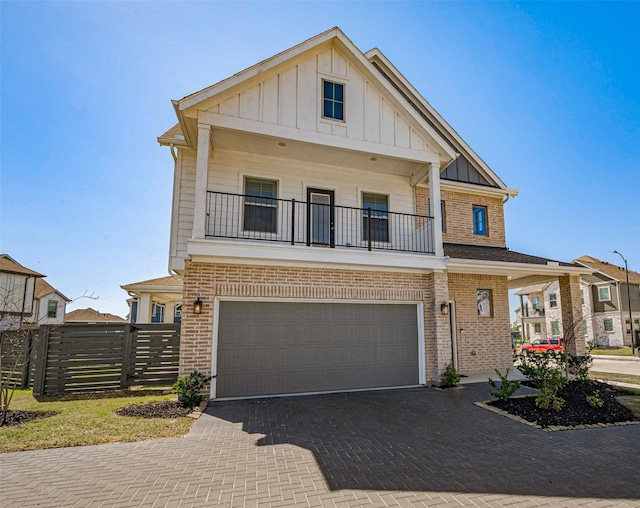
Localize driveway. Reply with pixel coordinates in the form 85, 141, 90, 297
3, 383, 640, 507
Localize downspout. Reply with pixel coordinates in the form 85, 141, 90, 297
169, 144, 178, 163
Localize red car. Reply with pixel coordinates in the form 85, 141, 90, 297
520, 338, 564, 354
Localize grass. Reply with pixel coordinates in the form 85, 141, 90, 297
590, 371, 640, 387
590, 347, 636, 356
0, 389, 194, 454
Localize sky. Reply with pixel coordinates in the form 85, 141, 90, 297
2, 1, 639, 320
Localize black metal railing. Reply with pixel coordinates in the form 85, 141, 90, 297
523, 305, 545, 318
205, 191, 435, 254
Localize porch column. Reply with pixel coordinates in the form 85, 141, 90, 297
559, 275, 586, 355
192, 123, 211, 239
138, 294, 152, 324
428, 162, 444, 257
428, 270, 451, 382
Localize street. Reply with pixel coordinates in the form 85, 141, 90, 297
591, 356, 640, 376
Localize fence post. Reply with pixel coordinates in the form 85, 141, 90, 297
32, 326, 50, 396
120, 324, 133, 389
19, 330, 33, 389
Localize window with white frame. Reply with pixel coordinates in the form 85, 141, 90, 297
603, 318, 614, 332
549, 293, 558, 308
47, 300, 57, 318
583, 320, 588, 336
174, 304, 182, 324
243, 177, 278, 233
598, 286, 611, 302
534, 323, 541, 333
551, 321, 560, 337
151, 302, 165, 323
477, 289, 492, 317
130, 300, 138, 323
362, 192, 389, 243
580, 289, 585, 304
322, 80, 344, 121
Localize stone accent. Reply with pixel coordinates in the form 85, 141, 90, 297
415, 187, 506, 248
180, 261, 453, 383
558, 275, 586, 355
447, 273, 512, 374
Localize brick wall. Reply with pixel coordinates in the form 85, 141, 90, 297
415, 187, 506, 247
180, 261, 454, 383
447, 273, 512, 374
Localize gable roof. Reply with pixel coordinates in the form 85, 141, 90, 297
0, 254, 44, 277
164, 27, 458, 163
574, 255, 640, 285
364, 49, 515, 194
65, 308, 126, 323
34, 278, 71, 301
514, 282, 550, 296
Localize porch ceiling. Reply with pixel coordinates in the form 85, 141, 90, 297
209, 126, 427, 177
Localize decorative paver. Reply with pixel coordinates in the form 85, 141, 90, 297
2, 384, 640, 507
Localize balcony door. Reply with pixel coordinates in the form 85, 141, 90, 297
307, 188, 334, 247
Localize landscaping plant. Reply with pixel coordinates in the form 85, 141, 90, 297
487, 368, 521, 401
440, 362, 461, 387
517, 350, 567, 410
172, 371, 212, 409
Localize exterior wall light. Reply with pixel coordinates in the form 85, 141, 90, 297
441, 302, 449, 315
193, 297, 203, 315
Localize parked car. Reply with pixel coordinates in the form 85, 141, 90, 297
520, 338, 564, 354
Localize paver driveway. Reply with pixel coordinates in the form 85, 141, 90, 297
3, 383, 640, 507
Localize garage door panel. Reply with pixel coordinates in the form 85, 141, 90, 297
217, 301, 419, 398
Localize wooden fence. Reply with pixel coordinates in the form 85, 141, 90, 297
0, 329, 37, 389
33, 323, 181, 396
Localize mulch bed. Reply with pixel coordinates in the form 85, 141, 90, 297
114, 399, 192, 419
489, 381, 639, 428
1, 410, 59, 427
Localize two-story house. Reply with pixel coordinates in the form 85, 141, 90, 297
159, 28, 588, 399
27, 278, 70, 327
0, 254, 43, 330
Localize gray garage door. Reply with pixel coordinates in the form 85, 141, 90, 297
216, 301, 419, 398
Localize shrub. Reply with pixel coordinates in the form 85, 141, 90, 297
488, 369, 521, 400
586, 390, 604, 409
172, 371, 212, 409
440, 362, 461, 387
517, 350, 558, 388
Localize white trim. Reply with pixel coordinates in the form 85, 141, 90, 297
320, 77, 347, 123
438, 180, 519, 199
187, 238, 447, 272
598, 285, 611, 302
210, 296, 425, 399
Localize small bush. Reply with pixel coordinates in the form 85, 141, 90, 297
488, 369, 521, 401
568, 354, 593, 382
440, 362, 461, 387
586, 390, 604, 409
172, 371, 212, 409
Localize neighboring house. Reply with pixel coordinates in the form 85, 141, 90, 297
65, 308, 126, 324
121, 275, 183, 324
158, 27, 589, 399
574, 255, 640, 347
515, 279, 593, 346
0, 254, 44, 329
26, 278, 71, 326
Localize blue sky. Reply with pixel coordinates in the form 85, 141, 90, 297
2, 1, 639, 318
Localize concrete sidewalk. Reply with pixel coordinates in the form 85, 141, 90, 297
2, 383, 640, 507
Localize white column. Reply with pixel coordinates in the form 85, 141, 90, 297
429, 161, 444, 257
192, 123, 211, 239
138, 294, 152, 324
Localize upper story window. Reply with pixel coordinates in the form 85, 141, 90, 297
244, 177, 278, 233
47, 300, 57, 318
531, 296, 539, 310
151, 302, 165, 323
472, 205, 487, 236
174, 304, 182, 324
323, 80, 344, 121
598, 286, 611, 302
362, 193, 389, 243
580, 289, 585, 304
549, 293, 558, 308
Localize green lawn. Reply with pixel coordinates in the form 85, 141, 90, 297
0, 389, 194, 454
590, 347, 636, 356
590, 371, 640, 388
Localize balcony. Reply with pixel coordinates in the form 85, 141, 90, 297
204, 191, 435, 255
522, 305, 545, 318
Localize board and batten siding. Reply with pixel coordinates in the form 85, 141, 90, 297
171, 150, 196, 266
203, 47, 435, 154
